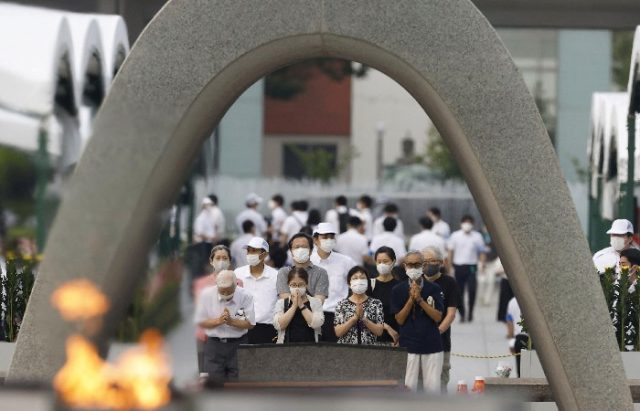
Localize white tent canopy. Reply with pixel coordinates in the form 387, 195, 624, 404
0, 3, 76, 117
95, 15, 130, 93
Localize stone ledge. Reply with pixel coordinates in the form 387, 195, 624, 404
486, 378, 640, 402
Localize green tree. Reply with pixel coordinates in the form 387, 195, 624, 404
423, 127, 463, 181
287, 144, 358, 182
612, 31, 634, 91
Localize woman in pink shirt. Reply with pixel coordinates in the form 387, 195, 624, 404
193, 245, 243, 372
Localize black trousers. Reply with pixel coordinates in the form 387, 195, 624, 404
514, 333, 530, 377
247, 323, 277, 344
321, 312, 338, 342
454, 264, 477, 320
203, 335, 248, 382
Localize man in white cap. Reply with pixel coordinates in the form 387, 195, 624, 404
234, 237, 278, 344
593, 219, 637, 273
311, 222, 357, 342
235, 193, 267, 236
194, 270, 255, 382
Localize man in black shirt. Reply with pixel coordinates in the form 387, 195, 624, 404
422, 246, 460, 393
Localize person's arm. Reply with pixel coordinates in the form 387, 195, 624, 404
225, 317, 254, 329
198, 316, 225, 329
416, 297, 442, 322
395, 294, 414, 326
315, 269, 329, 304
362, 301, 384, 336
438, 307, 456, 334
447, 249, 454, 274
227, 295, 256, 329
334, 303, 359, 338
277, 268, 291, 299
506, 319, 514, 339
308, 298, 325, 329
275, 298, 296, 330
299, 302, 314, 325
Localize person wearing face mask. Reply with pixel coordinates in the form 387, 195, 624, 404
447, 215, 487, 323
311, 222, 357, 342
391, 251, 444, 393
334, 266, 384, 345
370, 246, 400, 345
276, 232, 329, 301
194, 270, 255, 382
273, 267, 325, 343
234, 237, 278, 344
422, 246, 460, 393
193, 246, 238, 372
593, 219, 637, 274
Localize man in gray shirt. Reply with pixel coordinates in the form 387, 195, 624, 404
276, 232, 329, 301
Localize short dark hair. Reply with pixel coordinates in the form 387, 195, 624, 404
374, 246, 396, 262
298, 200, 309, 211
242, 219, 255, 233
348, 216, 362, 227
272, 194, 284, 206
208, 194, 218, 205
307, 209, 321, 225
384, 203, 399, 214
383, 216, 397, 232
287, 266, 309, 285
288, 232, 314, 251
359, 195, 373, 208
461, 214, 475, 223
621, 248, 640, 266
419, 216, 434, 230
291, 200, 301, 211
335, 195, 347, 206
347, 266, 372, 296
429, 207, 441, 217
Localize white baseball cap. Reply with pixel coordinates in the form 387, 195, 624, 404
244, 236, 269, 252
606, 219, 634, 235
314, 222, 337, 235
245, 193, 263, 206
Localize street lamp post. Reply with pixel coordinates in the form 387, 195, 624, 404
376, 121, 385, 184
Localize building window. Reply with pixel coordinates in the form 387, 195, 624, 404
282, 143, 338, 180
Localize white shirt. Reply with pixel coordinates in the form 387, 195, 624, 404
194, 286, 255, 338
235, 265, 278, 324
432, 219, 451, 239
235, 208, 267, 236
230, 233, 252, 267
351, 208, 373, 240
372, 215, 405, 239
369, 232, 407, 262
311, 250, 356, 313
280, 211, 308, 241
325, 206, 349, 233
271, 206, 288, 234
447, 230, 487, 265
336, 228, 369, 265
194, 209, 216, 242
593, 246, 620, 273
210, 206, 226, 238
409, 229, 446, 255
506, 297, 523, 336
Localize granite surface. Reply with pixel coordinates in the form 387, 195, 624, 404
7, 1, 632, 409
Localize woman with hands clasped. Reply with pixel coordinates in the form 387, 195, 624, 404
273, 267, 324, 343
334, 266, 384, 345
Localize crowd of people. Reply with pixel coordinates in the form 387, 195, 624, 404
191, 192, 502, 392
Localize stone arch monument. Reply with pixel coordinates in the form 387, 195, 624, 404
8, 1, 632, 409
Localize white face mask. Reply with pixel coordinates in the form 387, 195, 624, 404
461, 222, 473, 233
246, 254, 262, 267
212, 259, 230, 272
289, 286, 307, 296
406, 268, 423, 281
350, 279, 368, 295
292, 248, 310, 263
377, 263, 392, 275
611, 236, 627, 252
319, 239, 336, 253
218, 293, 233, 301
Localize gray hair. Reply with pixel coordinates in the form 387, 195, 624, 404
422, 246, 444, 261
404, 250, 424, 263
210, 244, 231, 261
216, 270, 237, 288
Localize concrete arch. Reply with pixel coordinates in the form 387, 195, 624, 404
9, 1, 631, 409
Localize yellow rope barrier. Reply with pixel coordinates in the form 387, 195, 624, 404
451, 352, 520, 359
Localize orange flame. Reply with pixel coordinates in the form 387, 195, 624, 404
51, 279, 172, 410
50, 279, 110, 321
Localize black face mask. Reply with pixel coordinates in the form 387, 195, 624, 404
425, 264, 441, 276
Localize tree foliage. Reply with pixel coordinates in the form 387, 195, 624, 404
423, 127, 463, 181
612, 31, 634, 91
